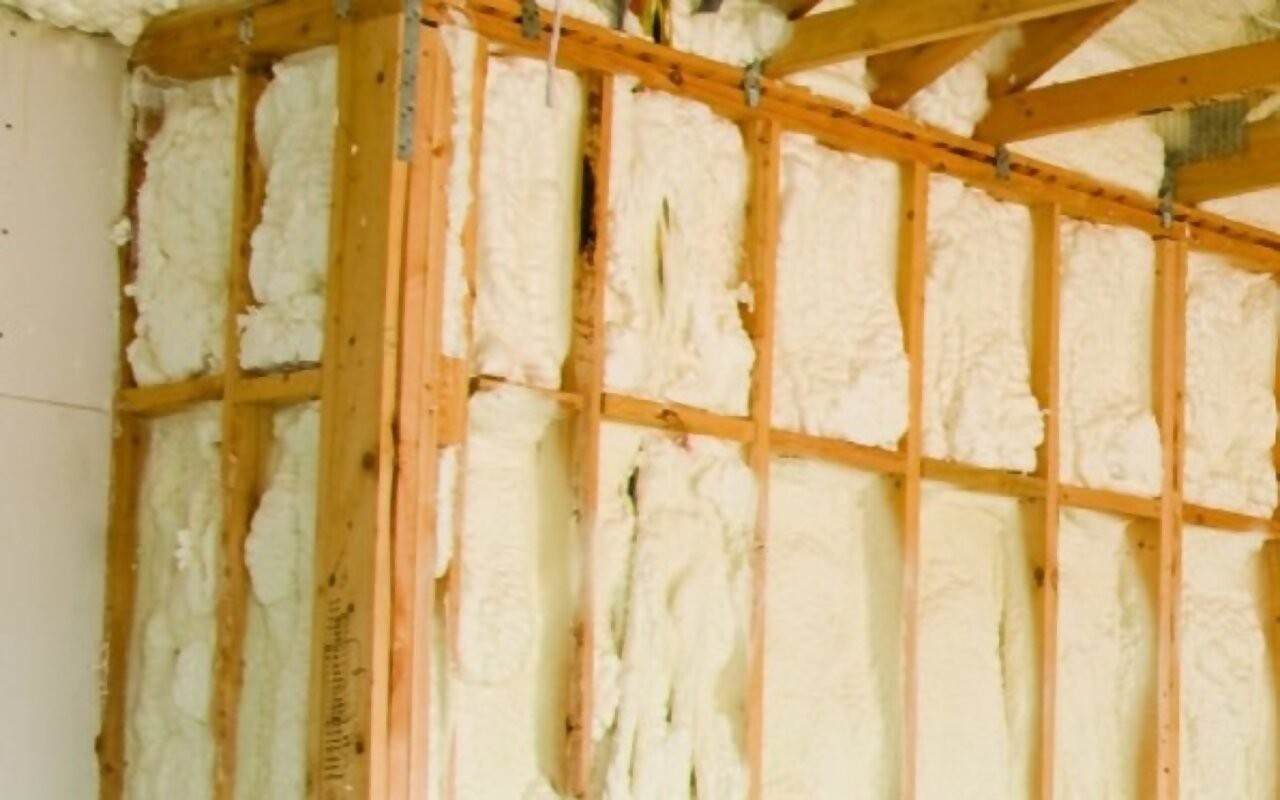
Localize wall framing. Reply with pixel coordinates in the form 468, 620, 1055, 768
97, 2, 1280, 798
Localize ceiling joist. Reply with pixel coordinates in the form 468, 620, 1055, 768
977, 39, 1280, 143
869, 32, 996, 108
765, 0, 1121, 77
1177, 118, 1280, 204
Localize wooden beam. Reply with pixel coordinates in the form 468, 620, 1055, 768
765, 0, 1117, 77
211, 65, 270, 800
1153, 237, 1186, 799
1060, 483, 1161, 519
869, 31, 996, 109
741, 117, 782, 800
1177, 119, 1280, 204
1029, 203, 1061, 800
978, 39, 1280, 143
988, 1, 1133, 98
563, 71, 614, 797
920, 458, 1046, 499
896, 159, 928, 800
307, 13, 411, 799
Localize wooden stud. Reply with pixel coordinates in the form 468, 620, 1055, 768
988, 1, 1133, 98
896, 158, 928, 800
386, 25, 452, 800
97, 94, 157, 800
978, 39, 1280, 143
741, 117, 782, 800
211, 65, 271, 800
1153, 237, 1186, 799
307, 14, 412, 799
1029, 203, 1062, 800
563, 70, 615, 798
765, 0, 1115, 76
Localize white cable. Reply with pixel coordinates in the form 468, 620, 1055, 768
546, 0, 565, 107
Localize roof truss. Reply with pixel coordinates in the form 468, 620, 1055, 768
1177, 118, 1280, 204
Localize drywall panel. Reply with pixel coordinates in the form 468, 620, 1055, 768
0, 13, 122, 800
0, 11, 124, 409
771, 135, 907, 449
764, 458, 901, 798
1054, 510, 1158, 799
0, 396, 111, 798
917, 484, 1040, 799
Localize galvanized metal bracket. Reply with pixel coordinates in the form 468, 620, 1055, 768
521, 0, 541, 39
396, 0, 422, 162
238, 11, 255, 45
743, 60, 763, 109
995, 144, 1011, 181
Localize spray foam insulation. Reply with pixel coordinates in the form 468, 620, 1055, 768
233, 403, 320, 800
1180, 527, 1279, 799
1058, 220, 1161, 495
592, 424, 755, 798
772, 135, 908, 449
126, 75, 236, 386
472, 56, 584, 388
124, 404, 223, 800
916, 484, 1040, 799
922, 174, 1042, 472
239, 47, 338, 371
763, 459, 901, 798
440, 26, 479, 360
1054, 510, 1158, 799
604, 77, 755, 415
447, 386, 577, 798
1184, 253, 1279, 517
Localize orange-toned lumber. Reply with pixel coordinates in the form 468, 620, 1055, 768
211, 65, 270, 800
234, 368, 323, 405
1153, 237, 1186, 798
896, 158, 928, 800
1029, 203, 1061, 799
1060, 484, 1161, 519
387, 26, 452, 800
98, 97, 155, 800
307, 14, 412, 799
771, 430, 906, 474
978, 39, 1280, 143
988, 1, 1133, 98
563, 70, 615, 796
869, 31, 995, 108
741, 117, 782, 800
601, 393, 755, 442
116, 374, 224, 416
1177, 119, 1280, 204
766, 0, 1116, 76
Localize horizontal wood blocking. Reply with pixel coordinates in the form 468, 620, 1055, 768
978, 39, 1280, 143
116, 374, 224, 416
765, 0, 1117, 77
234, 368, 323, 405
